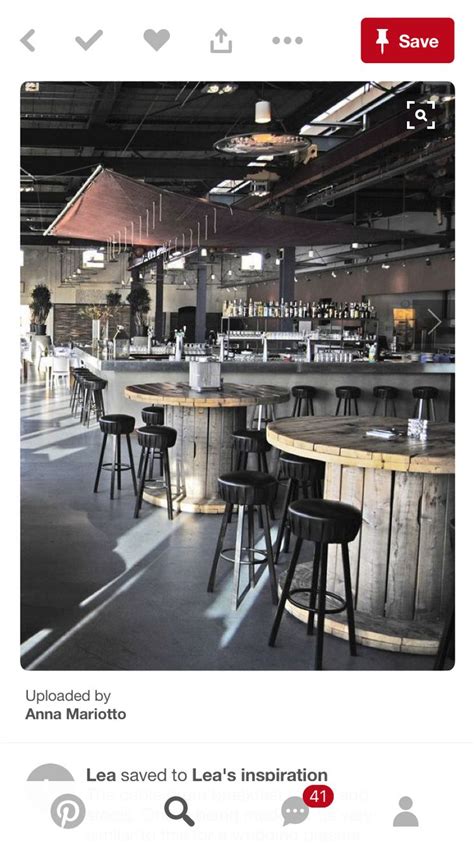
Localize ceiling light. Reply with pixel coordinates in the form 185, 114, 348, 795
214, 133, 311, 157
203, 82, 238, 95
228, 270, 233, 276
211, 273, 216, 280
331, 271, 337, 278
275, 258, 280, 266
255, 100, 271, 124
308, 249, 314, 258
200, 248, 208, 257
425, 257, 431, 266
382, 263, 390, 270
351, 242, 361, 249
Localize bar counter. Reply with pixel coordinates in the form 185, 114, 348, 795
75, 348, 455, 421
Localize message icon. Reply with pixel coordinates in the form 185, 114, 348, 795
281, 796, 309, 826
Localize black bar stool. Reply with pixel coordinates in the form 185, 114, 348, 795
412, 386, 439, 421
269, 498, 362, 670
207, 471, 278, 610
291, 385, 317, 417
335, 385, 361, 416
70, 368, 90, 411
81, 377, 107, 426
232, 429, 274, 521
372, 385, 399, 417
232, 429, 271, 473
135, 425, 177, 520
249, 402, 276, 430
94, 414, 137, 500
274, 453, 326, 564
70, 368, 93, 416
139, 406, 166, 480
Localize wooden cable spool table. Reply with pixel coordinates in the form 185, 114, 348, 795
266, 416, 455, 655
125, 382, 289, 513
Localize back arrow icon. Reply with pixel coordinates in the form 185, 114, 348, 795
20, 29, 35, 52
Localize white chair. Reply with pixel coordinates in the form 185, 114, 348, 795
51, 356, 70, 389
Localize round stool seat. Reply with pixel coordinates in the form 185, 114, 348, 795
373, 385, 399, 399
137, 425, 177, 450
280, 452, 325, 482
288, 498, 362, 544
335, 385, 361, 399
232, 429, 271, 453
82, 376, 106, 387
291, 385, 317, 399
141, 405, 165, 426
218, 471, 277, 506
412, 386, 439, 400
99, 414, 135, 436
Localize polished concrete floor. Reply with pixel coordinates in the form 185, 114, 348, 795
21, 373, 436, 671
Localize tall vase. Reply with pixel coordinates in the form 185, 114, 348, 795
92, 319, 101, 342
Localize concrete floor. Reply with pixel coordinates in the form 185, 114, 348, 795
20, 373, 435, 671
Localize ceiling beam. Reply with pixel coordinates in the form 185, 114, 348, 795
238, 104, 432, 209
20, 156, 251, 180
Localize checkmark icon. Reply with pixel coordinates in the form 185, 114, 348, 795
75, 30, 104, 50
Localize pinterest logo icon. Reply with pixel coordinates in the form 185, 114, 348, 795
50, 794, 86, 829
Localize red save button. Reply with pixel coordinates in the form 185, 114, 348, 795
361, 18, 454, 63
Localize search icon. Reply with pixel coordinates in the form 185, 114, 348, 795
164, 796, 195, 827
414, 108, 428, 121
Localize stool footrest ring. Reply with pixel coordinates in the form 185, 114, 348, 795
287, 587, 347, 615
101, 462, 133, 473
220, 546, 267, 566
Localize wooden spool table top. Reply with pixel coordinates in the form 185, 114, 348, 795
125, 381, 290, 409
267, 416, 454, 475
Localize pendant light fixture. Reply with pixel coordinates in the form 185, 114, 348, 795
255, 100, 271, 124
214, 92, 310, 157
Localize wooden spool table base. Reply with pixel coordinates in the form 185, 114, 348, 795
268, 416, 454, 655
126, 382, 290, 513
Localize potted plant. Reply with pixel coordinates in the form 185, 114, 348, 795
105, 290, 122, 308
104, 290, 122, 341
30, 284, 52, 335
127, 283, 151, 336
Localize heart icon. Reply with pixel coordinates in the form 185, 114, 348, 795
143, 29, 171, 51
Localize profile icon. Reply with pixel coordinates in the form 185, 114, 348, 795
393, 796, 419, 827
27, 763, 74, 782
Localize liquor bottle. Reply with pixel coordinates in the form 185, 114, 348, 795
354, 302, 359, 319
311, 301, 317, 319
222, 300, 227, 317
280, 297, 285, 318
263, 300, 269, 317
248, 298, 254, 318
284, 300, 290, 318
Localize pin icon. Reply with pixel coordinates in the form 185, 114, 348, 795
376, 28, 389, 54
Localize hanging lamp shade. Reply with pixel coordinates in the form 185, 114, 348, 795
255, 100, 272, 123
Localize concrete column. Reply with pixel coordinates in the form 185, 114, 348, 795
279, 247, 296, 331
196, 261, 207, 342
154, 254, 164, 339
129, 266, 141, 337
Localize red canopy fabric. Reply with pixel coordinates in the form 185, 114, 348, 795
46, 167, 405, 249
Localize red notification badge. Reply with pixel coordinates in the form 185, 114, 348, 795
302, 784, 335, 808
